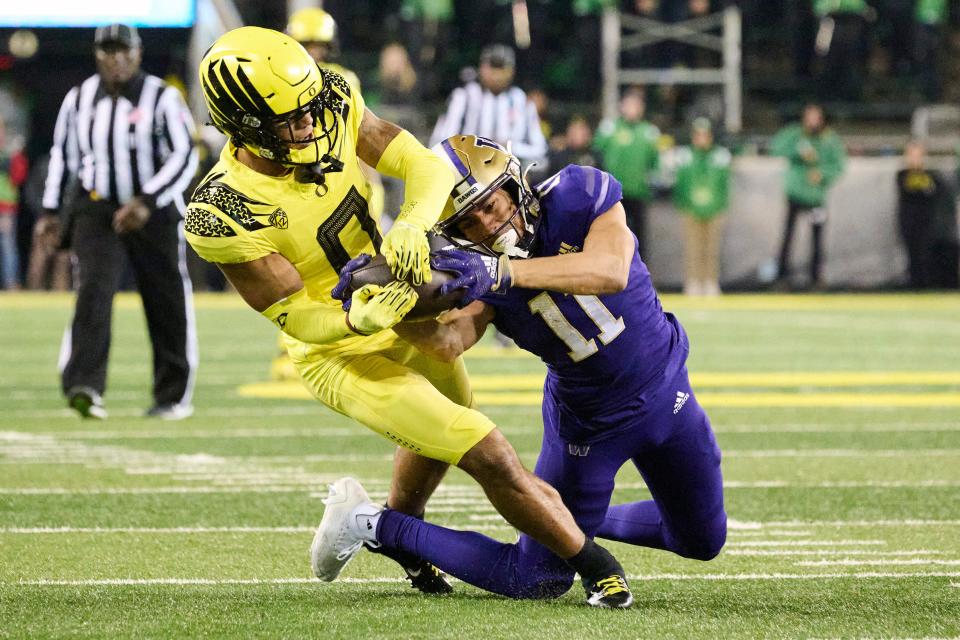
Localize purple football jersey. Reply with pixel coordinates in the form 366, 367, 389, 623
482, 165, 689, 442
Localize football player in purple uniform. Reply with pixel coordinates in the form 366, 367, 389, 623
318, 135, 725, 607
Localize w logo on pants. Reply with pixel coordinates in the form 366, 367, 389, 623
567, 444, 591, 457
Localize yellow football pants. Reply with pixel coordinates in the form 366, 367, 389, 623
290, 333, 494, 465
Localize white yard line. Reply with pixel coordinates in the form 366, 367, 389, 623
0, 487, 317, 495
0, 525, 517, 534
1, 526, 315, 534
9, 422, 959, 435
47, 428, 370, 439
716, 423, 960, 433
722, 449, 960, 458
726, 540, 887, 547
13, 572, 960, 587
759, 519, 960, 527
795, 559, 960, 567
1, 407, 323, 419
726, 550, 943, 557
730, 531, 813, 537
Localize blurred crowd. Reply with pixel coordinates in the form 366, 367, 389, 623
0, 1, 958, 295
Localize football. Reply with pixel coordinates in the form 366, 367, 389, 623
346, 236, 465, 320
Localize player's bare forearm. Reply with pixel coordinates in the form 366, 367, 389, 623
356, 108, 403, 168
394, 302, 493, 362
218, 253, 304, 312
511, 204, 634, 295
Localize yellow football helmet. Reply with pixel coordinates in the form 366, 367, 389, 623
286, 8, 337, 44
432, 135, 540, 257
199, 26, 350, 176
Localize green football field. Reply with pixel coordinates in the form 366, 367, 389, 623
1, 292, 959, 639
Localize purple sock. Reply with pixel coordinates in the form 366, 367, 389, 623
376, 509, 574, 599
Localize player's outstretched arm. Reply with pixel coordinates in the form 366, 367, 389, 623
393, 301, 494, 363
356, 108, 455, 286
510, 203, 635, 295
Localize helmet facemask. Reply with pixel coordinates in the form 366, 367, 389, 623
241, 85, 347, 183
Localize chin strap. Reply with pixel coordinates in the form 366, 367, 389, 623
293, 156, 345, 186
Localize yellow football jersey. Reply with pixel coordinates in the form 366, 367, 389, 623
185, 81, 378, 305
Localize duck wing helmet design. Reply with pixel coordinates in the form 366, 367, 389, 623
200, 26, 350, 176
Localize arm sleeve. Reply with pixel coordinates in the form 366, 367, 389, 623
261, 288, 356, 344
140, 86, 198, 210
375, 129, 456, 231
42, 88, 80, 211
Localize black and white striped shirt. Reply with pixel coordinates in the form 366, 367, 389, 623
429, 81, 548, 166
43, 72, 198, 214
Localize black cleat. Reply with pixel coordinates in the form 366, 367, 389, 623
584, 573, 633, 609
402, 558, 453, 594
366, 542, 453, 594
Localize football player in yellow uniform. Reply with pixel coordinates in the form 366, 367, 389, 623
189, 27, 631, 606
268, 6, 383, 381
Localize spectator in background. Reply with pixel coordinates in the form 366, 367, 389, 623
623, 0, 665, 68
594, 86, 660, 256
372, 43, 420, 115
897, 141, 957, 289
913, 0, 947, 101
398, 0, 454, 100
813, 0, 871, 101
0, 115, 27, 289
429, 44, 548, 170
572, 0, 615, 96
672, 118, 731, 296
770, 103, 846, 290
367, 43, 425, 231
39, 24, 198, 420
548, 115, 602, 171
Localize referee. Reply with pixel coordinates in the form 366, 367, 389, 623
429, 44, 547, 170
38, 24, 199, 420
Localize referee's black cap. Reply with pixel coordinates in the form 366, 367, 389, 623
94, 24, 142, 49
480, 44, 515, 69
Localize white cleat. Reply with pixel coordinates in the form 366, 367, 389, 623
310, 477, 380, 581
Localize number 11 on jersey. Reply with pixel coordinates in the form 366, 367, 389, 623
528, 292, 625, 362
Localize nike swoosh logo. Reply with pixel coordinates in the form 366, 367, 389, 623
406, 568, 422, 578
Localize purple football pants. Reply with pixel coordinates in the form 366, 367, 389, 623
376, 366, 727, 599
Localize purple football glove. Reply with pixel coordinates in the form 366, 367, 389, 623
331, 253, 373, 311
432, 248, 512, 308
